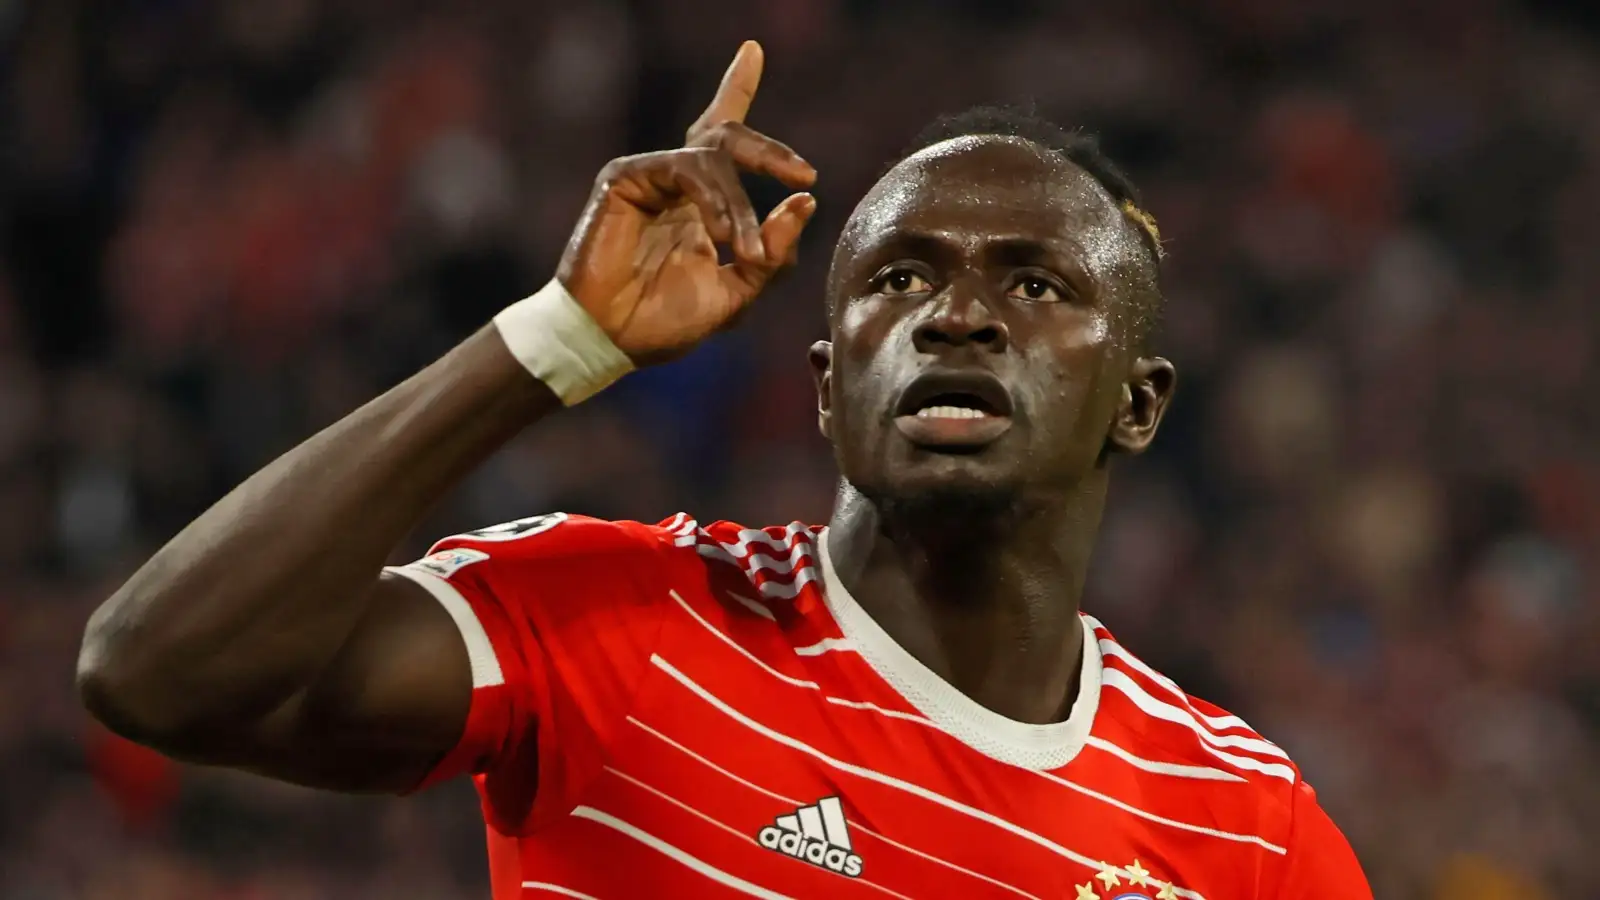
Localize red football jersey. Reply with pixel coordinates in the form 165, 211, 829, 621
386, 513, 1371, 900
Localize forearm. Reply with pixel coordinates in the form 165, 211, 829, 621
79, 326, 557, 739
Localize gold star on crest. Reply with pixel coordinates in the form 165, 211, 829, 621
1074, 883, 1098, 900
1126, 859, 1150, 887
1157, 882, 1179, 900
1095, 864, 1122, 890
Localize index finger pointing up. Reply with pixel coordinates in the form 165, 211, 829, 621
691, 40, 764, 135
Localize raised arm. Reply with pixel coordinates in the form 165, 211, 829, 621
76, 41, 816, 793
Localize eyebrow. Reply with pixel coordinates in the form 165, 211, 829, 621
981, 236, 1082, 270
851, 229, 1096, 290
851, 231, 960, 272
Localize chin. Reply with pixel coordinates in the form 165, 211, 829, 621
862, 461, 1024, 524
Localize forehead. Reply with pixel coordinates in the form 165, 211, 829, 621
836, 135, 1131, 270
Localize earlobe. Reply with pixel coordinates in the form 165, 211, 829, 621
1109, 357, 1176, 455
808, 340, 834, 440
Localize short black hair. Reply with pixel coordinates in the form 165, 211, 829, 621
897, 105, 1165, 346
902, 105, 1161, 261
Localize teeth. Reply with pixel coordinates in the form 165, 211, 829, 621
915, 405, 991, 420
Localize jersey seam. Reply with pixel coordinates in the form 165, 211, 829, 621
1263, 778, 1305, 898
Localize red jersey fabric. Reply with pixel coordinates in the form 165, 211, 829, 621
386, 513, 1371, 900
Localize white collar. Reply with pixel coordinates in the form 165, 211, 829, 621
817, 529, 1102, 771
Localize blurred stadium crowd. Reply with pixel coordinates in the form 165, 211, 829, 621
4, 0, 1600, 897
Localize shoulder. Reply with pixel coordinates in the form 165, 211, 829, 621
426, 511, 701, 560
393, 513, 709, 620
411, 513, 824, 602
407, 512, 705, 589
1086, 615, 1303, 818
1086, 623, 1372, 897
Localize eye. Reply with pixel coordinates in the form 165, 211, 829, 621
1006, 273, 1066, 303
873, 267, 934, 295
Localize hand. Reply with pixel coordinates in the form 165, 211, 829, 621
555, 41, 818, 365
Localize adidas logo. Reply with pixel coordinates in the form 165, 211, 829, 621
756, 796, 863, 878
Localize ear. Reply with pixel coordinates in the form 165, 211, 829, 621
1108, 357, 1176, 455
808, 340, 834, 440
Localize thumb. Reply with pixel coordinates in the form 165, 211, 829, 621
760, 192, 817, 266
721, 192, 817, 300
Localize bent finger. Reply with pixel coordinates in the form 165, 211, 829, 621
615, 154, 736, 244
696, 121, 816, 189
670, 167, 738, 247
698, 156, 766, 265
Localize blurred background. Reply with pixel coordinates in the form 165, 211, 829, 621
3, 0, 1600, 897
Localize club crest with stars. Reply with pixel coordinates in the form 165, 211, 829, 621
1075, 859, 1181, 900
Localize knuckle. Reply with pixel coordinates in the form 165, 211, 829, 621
688, 119, 740, 147
595, 157, 628, 185
596, 152, 659, 186
671, 147, 717, 173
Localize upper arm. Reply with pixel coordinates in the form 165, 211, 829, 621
1273, 781, 1372, 899
230, 513, 682, 800
216, 571, 475, 793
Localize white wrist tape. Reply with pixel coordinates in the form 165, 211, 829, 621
493, 279, 634, 405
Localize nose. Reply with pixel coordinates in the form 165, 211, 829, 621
911, 286, 1009, 354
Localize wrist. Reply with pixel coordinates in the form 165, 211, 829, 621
492, 279, 634, 405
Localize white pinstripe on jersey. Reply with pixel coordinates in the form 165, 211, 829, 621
651, 653, 1210, 900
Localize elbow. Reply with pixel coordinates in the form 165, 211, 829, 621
77, 595, 282, 762
76, 603, 192, 750
76, 649, 141, 738
77, 614, 151, 742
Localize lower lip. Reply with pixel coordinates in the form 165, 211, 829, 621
894, 413, 1013, 448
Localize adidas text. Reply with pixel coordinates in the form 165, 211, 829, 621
756, 796, 863, 878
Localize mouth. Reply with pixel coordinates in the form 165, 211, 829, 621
892, 371, 1015, 450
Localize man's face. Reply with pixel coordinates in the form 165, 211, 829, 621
811, 135, 1175, 515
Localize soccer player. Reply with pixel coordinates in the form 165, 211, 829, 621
79, 41, 1371, 900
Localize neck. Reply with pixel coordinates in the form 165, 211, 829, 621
824, 475, 1107, 725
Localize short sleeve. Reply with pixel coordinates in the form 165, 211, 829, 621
1273, 780, 1373, 899
384, 512, 688, 829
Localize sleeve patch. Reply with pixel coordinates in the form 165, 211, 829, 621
409, 547, 492, 578
459, 512, 569, 543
